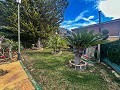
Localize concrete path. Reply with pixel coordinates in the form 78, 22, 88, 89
0, 61, 35, 90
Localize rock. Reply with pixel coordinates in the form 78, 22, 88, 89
88, 63, 94, 66
112, 70, 120, 78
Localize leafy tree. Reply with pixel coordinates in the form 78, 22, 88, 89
0, 0, 68, 47
48, 33, 66, 54
0, 26, 17, 40
66, 30, 107, 65
102, 29, 109, 40
102, 29, 109, 35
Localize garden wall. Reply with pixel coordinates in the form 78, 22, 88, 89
103, 58, 120, 74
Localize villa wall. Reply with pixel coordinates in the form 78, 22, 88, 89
72, 19, 120, 37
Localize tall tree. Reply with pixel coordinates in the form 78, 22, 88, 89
0, 0, 68, 47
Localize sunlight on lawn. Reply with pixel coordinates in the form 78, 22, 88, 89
23, 49, 108, 90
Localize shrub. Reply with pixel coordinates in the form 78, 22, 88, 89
48, 34, 66, 53
107, 40, 120, 65
102, 29, 109, 35
102, 29, 109, 40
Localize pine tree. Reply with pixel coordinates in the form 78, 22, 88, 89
0, 0, 68, 47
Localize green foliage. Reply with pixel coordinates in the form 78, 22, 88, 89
102, 29, 109, 35
0, 26, 17, 40
66, 30, 107, 50
48, 34, 66, 52
0, 0, 68, 47
102, 29, 109, 40
101, 40, 120, 65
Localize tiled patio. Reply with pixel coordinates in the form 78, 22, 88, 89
0, 61, 34, 90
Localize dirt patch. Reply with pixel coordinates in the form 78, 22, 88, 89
0, 69, 8, 76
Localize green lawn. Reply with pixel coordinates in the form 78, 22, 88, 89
22, 49, 119, 90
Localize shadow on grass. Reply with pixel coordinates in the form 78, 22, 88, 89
26, 51, 51, 57
25, 50, 74, 71
32, 58, 64, 71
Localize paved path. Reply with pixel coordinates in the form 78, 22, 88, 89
0, 61, 35, 90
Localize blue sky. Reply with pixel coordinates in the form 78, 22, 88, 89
60, 0, 120, 30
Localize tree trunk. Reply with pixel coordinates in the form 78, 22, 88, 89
37, 37, 41, 48
73, 48, 83, 65
74, 53, 81, 65
9, 45, 12, 59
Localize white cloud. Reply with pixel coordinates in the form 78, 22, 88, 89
61, 11, 96, 30
62, 10, 88, 25
98, 0, 120, 19
62, 20, 74, 24
88, 16, 94, 20
75, 10, 88, 21
61, 20, 97, 30
67, 26, 78, 30
82, 16, 94, 22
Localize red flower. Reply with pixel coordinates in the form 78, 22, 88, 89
0, 55, 5, 59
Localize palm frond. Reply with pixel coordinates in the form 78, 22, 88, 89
66, 30, 108, 49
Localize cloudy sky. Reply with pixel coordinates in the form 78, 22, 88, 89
60, 0, 120, 30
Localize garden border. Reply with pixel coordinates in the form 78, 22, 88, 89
19, 60, 42, 90
103, 58, 120, 74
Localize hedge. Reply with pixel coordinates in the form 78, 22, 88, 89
101, 40, 120, 65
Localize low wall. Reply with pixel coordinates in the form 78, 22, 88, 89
103, 58, 120, 74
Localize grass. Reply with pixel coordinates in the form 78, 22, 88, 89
22, 49, 119, 90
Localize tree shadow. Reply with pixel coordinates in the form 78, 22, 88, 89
32, 57, 64, 71
26, 51, 51, 57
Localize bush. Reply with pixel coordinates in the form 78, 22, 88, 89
48, 34, 66, 53
101, 40, 120, 65
107, 40, 120, 65
102, 29, 109, 40
102, 29, 109, 35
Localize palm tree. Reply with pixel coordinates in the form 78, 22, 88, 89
66, 30, 108, 65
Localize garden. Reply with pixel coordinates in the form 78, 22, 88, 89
21, 30, 120, 90
0, 0, 120, 90
22, 49, 120, 90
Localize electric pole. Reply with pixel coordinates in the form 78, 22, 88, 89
98, 11, 101, 62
